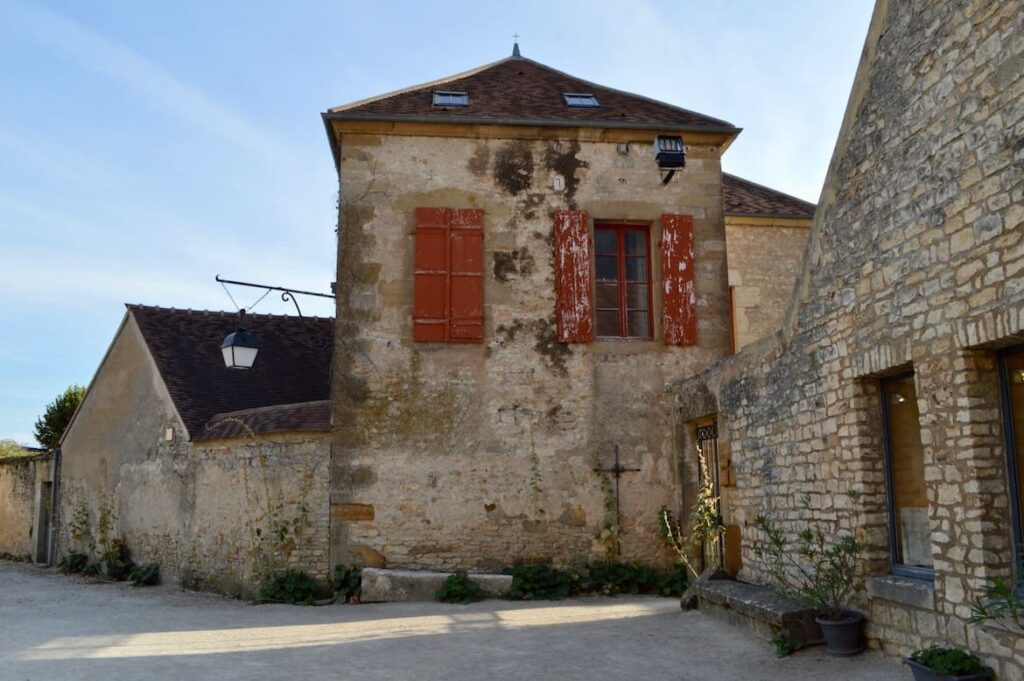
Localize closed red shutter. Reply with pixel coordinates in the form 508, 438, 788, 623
553, 210, 594, 343
413, 207, 484, 343
449, 208, 484, 342
661, 213, 697, 345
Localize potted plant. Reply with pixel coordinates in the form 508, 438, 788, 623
753, 512, 865, 656
906, 645, 993, 681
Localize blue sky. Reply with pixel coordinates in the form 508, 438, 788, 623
0, 1, 873, 444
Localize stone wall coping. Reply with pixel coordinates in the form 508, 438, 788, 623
0, 453, 51, 466
865, 574, 936, 611
694, 579, 816, 626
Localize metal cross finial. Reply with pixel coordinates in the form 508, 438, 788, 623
512, 34, 521, 58
593, 445, 641, 557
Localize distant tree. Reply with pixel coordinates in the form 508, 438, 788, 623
33, 385, 86, 450
0, 439, 30, 459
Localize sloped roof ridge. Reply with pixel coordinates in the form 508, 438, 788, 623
328, 56, 516, 113
125, 303, 333, 322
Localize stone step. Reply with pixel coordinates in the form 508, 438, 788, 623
359, 568, 513, 603
695, 579, 822, 646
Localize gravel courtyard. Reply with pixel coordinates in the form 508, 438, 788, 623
0, 562, 903, 681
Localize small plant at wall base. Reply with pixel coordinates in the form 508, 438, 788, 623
258, 570, 318, 605
906, 645, 993, 681
129, 563, 160, 587
436, 572, 488, 604
57, 551, 89, 574
503, 564, 580, 600
332, 564, 362, 603
968, 575, 1024, 633
753, 512, 865, 656
770, 631, 803, 658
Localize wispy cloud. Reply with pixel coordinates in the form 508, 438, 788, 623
7, 2, 295, 163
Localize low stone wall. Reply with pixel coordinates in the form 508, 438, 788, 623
0, 455, 49, 560
58, 433, 331, 596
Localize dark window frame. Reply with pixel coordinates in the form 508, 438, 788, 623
998, 345, 1024, 587
594, 222, 654, 341
563, 92, 600, 107
880, 371, 935, 581
432, 90, 469, 107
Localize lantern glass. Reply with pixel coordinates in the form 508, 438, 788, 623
220, 329, 259, 369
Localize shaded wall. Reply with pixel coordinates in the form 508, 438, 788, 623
0, 455, 51, 560
678, 0, 1024, 672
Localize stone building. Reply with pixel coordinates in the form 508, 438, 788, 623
0, 451, 54, 563
56, 305, 333, 594
325, 49, 813, 571
678, 0, 1024, 674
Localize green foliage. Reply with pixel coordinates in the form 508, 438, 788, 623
654, 564, 689, 597
33, 385, 86, 450
57, 551, 89, 574
968, 575, 1024, 632
258, 570, 318, 605
332, 564, 362, 602
752, 513, 863, 621
128, 563, 160, 587
0, 439, 32, 459
436, 571, 488, 604
770, 631, 803, 658
910, 646, 990, 676
503, 564, 580, 600
582, 562, 689, 597
658, 448, 726, 580
101, 538, 134, 581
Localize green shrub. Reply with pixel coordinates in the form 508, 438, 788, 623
910, 646, 990, 676
654, 564, 689, 597
969, 575, 1023, 632
101, 539, 134, 581
259, 570, 318, 605
436, 571, 487, 604
503, 564, 579, 600
57, 551, 89, 574
770, 631, 803, 658
128, 563, 160, 587
584, 562, 659, 595
332, 564, 362, 602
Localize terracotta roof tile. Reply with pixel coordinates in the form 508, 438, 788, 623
198, 400, 330, 441
327, 56, 739, 133
127, 305, 332, 440
723, 173, 816, 219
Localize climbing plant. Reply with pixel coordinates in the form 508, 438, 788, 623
658, 447, 726, 580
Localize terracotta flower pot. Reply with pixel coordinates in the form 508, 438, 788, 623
905, 659, 994, 681
815, 609, 865, 656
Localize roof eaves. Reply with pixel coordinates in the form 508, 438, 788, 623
724, 210, 815, 220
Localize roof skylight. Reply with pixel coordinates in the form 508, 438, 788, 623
432, 91, 468, 107
563, 93, 600, 108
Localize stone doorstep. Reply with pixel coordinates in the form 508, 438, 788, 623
695, 579, 823, 646
359, 568, 513, 603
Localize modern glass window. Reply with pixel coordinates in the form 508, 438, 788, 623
594, 224, 653, 340
881, 372, 933, 577
432, 91, 468, 107
998, 346, 1024, 581
563, 92, 600, 107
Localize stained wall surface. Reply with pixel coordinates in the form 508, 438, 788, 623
0, 456, 49, 559
332, 131, 734, 570
678, 0, 1024, 673
59, 315, 330, 593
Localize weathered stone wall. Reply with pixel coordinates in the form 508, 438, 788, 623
0, 456, 48, 559
678, 0, 1024, 673
59, 315, 331, 594
332, 131, 733, 570
725, 218, 810, 351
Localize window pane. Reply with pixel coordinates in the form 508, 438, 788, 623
596, 310, 620, 337
596, 255, 618, 280
627, 311, 650, 338
625, 231, 646, 255
884, 374, 932, 570
627, 284, 648, 310
596, 282, 620, 309
595, 230, 616, 254
1006, 350, 1024, 566
626, 257, 647, 282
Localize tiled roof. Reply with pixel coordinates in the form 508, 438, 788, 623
723, 173, 816, 219
326, 55, 739, 133
127, 305, 333, 440
198, 401, 331, 441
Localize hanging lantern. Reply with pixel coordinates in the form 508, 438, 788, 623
220, 327, 259, 369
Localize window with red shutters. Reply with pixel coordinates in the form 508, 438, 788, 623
413, 207, 484, 343
554, 210, 594, 343
661, 213, 697, 346
594, 223, 653, 340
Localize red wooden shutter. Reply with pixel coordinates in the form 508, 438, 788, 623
413, 207, 450, 342
413, 207, 484, 343
661, 213, 697, 346
553, 210, 594, 343
448, 208, 484, 342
